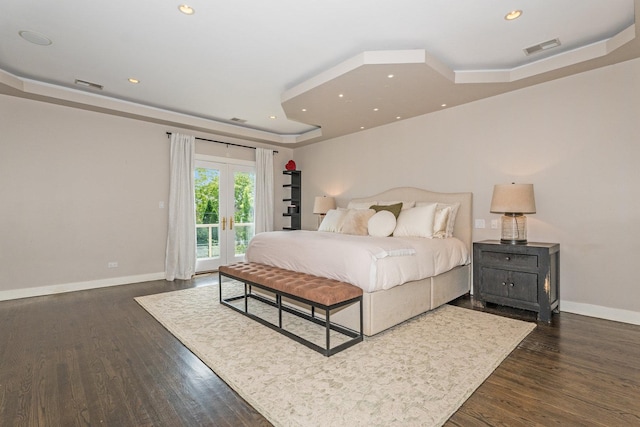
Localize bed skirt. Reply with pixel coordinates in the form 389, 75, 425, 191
329, 264, 470, 336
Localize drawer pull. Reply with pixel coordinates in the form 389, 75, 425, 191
501, 282, 507, 286
505, 256, 511, 261
509, 283, 514, 287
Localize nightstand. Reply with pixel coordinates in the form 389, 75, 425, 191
473, 240, 560, 322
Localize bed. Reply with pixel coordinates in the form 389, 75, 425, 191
245, 187, 472, 336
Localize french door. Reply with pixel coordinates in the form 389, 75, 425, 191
195, 159, 255, 272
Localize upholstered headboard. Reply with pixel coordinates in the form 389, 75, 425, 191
348, 187, 473, 251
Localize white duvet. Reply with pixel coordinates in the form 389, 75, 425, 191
244, 230, 470, 293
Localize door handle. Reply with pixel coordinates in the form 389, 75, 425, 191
229, 217, 234, 230
221, 217, 226, 230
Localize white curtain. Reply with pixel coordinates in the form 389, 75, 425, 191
165, 133, 196, 281
254, 147, 274, 234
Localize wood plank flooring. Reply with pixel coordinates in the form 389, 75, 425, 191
1, 275, 638, 426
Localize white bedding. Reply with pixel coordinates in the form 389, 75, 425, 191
245, 230, 470, 293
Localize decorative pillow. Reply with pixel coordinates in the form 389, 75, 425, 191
432, 206, 451, 239
378, 200, 415, 210
347, 201, 376, 210
417, 201, 460, 238
369, 202, 402, 219
340, 209, 375, 235
318, 209, 348, 232
368, 210, 397, 237
440, 202, 460, 237
393, 203, 437, 238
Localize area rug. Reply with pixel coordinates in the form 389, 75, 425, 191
135, 284, 535, 427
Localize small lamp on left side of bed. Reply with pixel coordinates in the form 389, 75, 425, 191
313, 196, 336, 227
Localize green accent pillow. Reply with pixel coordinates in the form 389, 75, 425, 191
369, 202, 402, 219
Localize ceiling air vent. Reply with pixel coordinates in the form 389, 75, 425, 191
230, 117, 247, 123
74, 79, 103, 90
524, 38, 561, 56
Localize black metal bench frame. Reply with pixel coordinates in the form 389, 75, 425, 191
218, 270, 363, 357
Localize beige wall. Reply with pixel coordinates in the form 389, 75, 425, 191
2, 58, 638, 323
294, 57, 640, 323
0, 95, 291, 298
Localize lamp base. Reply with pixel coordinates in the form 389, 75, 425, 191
500, 213, 528, 245
500, 238, 528, 245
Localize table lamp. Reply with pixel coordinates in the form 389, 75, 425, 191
490, 183, 536, 244
313, 196, 336, 227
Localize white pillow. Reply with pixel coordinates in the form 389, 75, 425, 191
318, 209, 347, 232
439, 202, 460, 237
393, 203, 437, 238
347, 201, 376, 210
432, 206, 451, 239
417, 201, 460, 238
368, 210, 397, 237
340, 209, 375, 235
378, 200, 416, 210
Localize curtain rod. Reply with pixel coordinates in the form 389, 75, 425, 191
165, 132, 278, 154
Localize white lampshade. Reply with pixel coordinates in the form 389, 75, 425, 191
490, 183, 536, 245
490, 184, 536, 214
313, 196, 336, 215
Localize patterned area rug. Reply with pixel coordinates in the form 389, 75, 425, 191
135, 284, 535, 427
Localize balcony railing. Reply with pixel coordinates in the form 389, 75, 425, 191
196, 222, 254, 259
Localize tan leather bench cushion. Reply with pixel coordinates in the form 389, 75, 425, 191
219, 262, 362, 307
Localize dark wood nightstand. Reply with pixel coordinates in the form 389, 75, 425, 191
473, 240, 560, 322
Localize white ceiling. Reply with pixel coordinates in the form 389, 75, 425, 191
0, 0, 638, 146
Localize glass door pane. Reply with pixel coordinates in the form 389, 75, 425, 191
229, 165, 255, 262
195, 161, 224, 272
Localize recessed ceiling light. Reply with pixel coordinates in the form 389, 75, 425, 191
387, 74, 394, 79
441, 104, 447, 107
338, 93, 344, 98
269, 115, 277, 119
396, 116, 402, 120
505, 10, 522, 20
373, 108, 379, 112
301, 108, 307, 112
360, 126, 365, 130
128, 78, 140, 84
178, 4, 195, 15
18, 30, 52, 46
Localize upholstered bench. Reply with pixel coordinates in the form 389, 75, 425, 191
218, 262, 363, 356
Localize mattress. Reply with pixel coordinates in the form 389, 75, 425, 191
245, 230, 470, 293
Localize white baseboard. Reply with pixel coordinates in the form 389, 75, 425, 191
0, 272, 166, 302
561, 301, 640, 326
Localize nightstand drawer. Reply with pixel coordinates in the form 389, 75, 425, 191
481, 268, 538, 303
481, 251, 538, 268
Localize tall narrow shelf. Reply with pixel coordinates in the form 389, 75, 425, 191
282, 170, 301, 230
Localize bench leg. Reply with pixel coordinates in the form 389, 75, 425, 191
326, 310, 331, 353
360, 297, 363, 336
244, 282, 248, 313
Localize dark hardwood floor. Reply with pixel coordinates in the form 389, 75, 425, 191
1, 275, 639, 426
447, 298, 640, 426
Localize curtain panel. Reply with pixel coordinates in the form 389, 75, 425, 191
165, 133, 196, 281
254, 148, 274, 234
